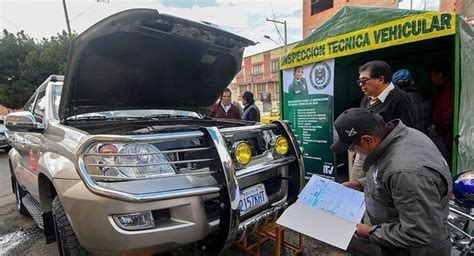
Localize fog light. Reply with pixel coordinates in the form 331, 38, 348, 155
274, 136, 289, 156
112, 211, 154, 231
232, 141, 252, 166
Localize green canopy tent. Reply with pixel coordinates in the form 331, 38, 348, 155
279, 6, 473, 179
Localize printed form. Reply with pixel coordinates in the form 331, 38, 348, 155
277, 175, 366, 250
298, 175, 366, 223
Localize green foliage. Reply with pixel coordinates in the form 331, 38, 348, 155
0, 29, 75, 109
0, 82, 35, 110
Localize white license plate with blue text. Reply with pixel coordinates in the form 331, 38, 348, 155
239, 184, 268, 216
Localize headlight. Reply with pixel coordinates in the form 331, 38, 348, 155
274, 136, 289, 156
84, 143, 176, 179
232, 141, 252, 166
115, 144, 175, 178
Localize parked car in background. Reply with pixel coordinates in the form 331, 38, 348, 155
6, 9, 304, 255
0, 116, 11, 152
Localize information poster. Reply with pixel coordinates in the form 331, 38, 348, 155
282, 59, 335, 179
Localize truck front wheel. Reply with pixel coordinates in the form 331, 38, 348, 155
52, 196, 89, 256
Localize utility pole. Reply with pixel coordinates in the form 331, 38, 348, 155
266, 18, 287, 52
62, 0, 72, 35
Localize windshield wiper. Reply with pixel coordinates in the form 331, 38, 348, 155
67, 116, 131, 121
140, 114, 199, 119
67, 115, 108, 121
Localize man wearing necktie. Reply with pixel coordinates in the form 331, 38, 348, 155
349, 60, 414, 181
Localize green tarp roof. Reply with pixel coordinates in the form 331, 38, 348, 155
298, 6, 430, 47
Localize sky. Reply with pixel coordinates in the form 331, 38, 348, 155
0, 0, 303, 56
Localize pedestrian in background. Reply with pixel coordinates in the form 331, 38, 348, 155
430, 62, 454, 165
331, 108, 452, 256
358, 61, 414, 127
241, 91, 260, 122
208, 88, 241, 119
392, 69, 432, 134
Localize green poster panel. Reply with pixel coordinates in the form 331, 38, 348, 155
282, 59, 336, 180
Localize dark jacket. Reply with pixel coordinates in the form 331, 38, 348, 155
404, 86, 432, 134
358, 120, 452, 256
433, 80, 454, 149
242, 103, 260, 122
208, 103, 241, 119
360, 86, 414, 128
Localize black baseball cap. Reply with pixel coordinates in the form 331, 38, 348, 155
331, 108, 384, 154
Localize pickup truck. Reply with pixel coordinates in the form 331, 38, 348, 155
6, 9, 304, 255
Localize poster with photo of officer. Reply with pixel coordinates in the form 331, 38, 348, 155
283, 59, 334, 96
282, 59, 336, 180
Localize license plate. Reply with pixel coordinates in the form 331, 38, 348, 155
239, 184, 268, 216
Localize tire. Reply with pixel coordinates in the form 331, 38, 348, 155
14, 178, 29, 216
4, 146, 11, 152
52, 196, 89, 256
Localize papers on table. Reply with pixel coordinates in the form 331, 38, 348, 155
277, 175, 366, 250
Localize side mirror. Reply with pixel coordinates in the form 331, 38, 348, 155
5, 111, 40, 132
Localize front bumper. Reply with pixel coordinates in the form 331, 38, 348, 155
55, 177, 292, 255
55, 178, 215, 255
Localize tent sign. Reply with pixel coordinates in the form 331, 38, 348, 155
281, 12, 456, 69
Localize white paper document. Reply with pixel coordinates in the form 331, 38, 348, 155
298, 175, 366, 223
277, 175, 366, 250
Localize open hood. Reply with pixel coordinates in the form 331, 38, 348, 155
59, 9, 255, 122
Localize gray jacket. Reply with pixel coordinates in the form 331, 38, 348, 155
358, 120, 452, 256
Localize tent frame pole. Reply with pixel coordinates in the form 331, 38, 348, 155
452, 14, 461, 176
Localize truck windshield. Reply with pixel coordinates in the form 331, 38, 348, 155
52, 83, 202, 121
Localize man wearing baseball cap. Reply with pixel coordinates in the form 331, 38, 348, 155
331, 108, 452, 256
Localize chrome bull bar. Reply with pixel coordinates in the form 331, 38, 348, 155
235, 202, 289, 243
202, 127, 241, 254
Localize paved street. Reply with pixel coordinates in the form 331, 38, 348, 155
0, 151, 58, 256
0, 152, 348, 256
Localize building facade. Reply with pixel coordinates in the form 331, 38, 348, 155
229, 42, 298, 117
303, 0, 471, 37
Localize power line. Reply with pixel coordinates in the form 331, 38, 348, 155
268, 0, 285, 45
70, 2, 99, 23
0, 16, 21, 30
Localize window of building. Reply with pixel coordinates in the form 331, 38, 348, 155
271, 60, 279, 72
240, 84, 250, 96
252, 64, 263, 75
237, 68, 244, 77
311, 0, 333, 16
273, 83, 280, 100
398, 0, 440, 11
257, 83, 266, 93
